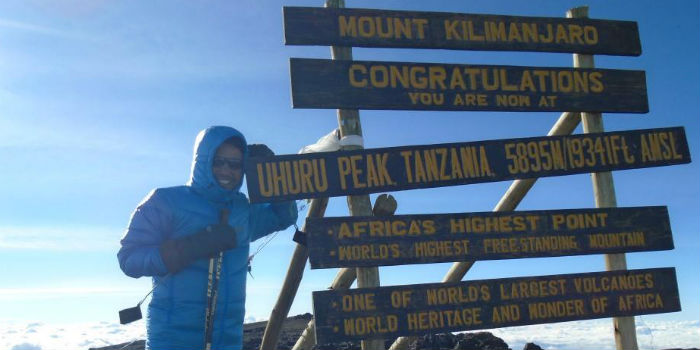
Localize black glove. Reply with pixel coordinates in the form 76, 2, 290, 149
248, 144, 275, 158
160, 223, 237, 274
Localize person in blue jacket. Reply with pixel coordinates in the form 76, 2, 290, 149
118, 126, 298, 350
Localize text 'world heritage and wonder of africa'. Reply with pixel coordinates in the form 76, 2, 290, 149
312, 268, 680, 343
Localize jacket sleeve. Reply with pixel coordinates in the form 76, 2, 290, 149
249, 200, 298, 242
117, 189, 171, 278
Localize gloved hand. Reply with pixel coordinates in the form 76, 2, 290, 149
160, 223, 237, 274
248, 144, 275, 158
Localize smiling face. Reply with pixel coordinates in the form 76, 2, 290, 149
212, 143, 243, 190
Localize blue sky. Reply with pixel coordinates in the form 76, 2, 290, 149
0, 0, 698, 348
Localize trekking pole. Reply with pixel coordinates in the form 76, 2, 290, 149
204, 208, 230, 350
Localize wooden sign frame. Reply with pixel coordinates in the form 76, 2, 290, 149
306, 206, 674, 269
284, 7, 642, 56
313, 268, 680, 343
290, 58, 648, 113
260, 4, 689, 350
245, 127, 690, 203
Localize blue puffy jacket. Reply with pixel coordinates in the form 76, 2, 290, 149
118, 126, 298, 350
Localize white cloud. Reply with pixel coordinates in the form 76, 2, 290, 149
485, 319, 700, 350
244, 314, 262, 324
1, 320, 145, 350
10, 343, 41, 350
0, 225, 121, 251
0, 319, 697, 350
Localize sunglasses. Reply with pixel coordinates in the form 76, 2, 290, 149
213, 157, 243, 170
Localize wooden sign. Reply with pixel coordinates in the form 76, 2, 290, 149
289, 58, 648, 113
306, 206, 674, 269
245, 127, 690, 203
313, 268, 680, 343
284, 7, 642, 56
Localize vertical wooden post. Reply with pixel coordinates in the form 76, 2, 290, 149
291, 269, 356, 350
324, 1, 384, 349
260, 198, 329, 350
291, 196, 396, 350
567, 6, 639, 350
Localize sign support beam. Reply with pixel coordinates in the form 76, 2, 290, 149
567, 6, 639, 350
291, 195, 397, 350
259, 198, 329, 350
281, 4, 668, 350
387, 109, 582, 350
326, 2, 383, 349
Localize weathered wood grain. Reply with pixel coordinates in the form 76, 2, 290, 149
313, 268, 680, 343
290, 58, 648, 112
246, 127, 690, 202
284, 7, 642, 56
306, 206, 674, 268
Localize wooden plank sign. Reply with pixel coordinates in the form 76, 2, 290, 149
284, 7, 642, 56
289, 58, 648, 113
312, 268, 680, 343
306, 206, 673, 269
245, 127, 690, 203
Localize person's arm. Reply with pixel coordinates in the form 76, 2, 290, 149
117, 189, 171, 278
249, 201, 299, 242
118, 191, 239, 277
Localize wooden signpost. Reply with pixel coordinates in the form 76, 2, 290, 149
313, 268, 680, 343
284, 7, 642, 56
255, 4, 691, 350
306, 206, 674, 269
290, 58, 648, 112
246, 127, 690, 203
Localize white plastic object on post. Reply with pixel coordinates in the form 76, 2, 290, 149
298, 128, 364, 154
339, 135, 364, 149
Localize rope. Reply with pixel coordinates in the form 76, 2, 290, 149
247, 200, 307, 275
637, 315, 657, 350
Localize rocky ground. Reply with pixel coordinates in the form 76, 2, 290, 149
91, 313, 524, 350
91, 314, 700, 350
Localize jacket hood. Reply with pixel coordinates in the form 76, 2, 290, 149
187, 126, 248, 203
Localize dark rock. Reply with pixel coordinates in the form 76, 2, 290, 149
313, 341, 358, 350
523, 343, 543, 350
90, 314, 314, 350
89, 340, 144, 350
407, 331, 510, 350
453, 332, 510, 350
92, 316, 519, 350
417, 333, 456, 349
291, 313, 313, 320
435, 333, 456, 349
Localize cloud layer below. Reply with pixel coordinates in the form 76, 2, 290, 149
1, 319, 698, 350
487, 319, 700, 350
